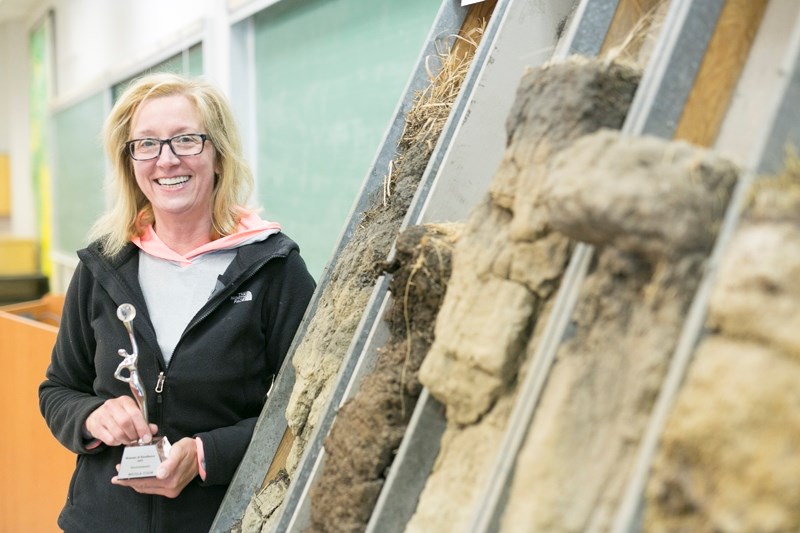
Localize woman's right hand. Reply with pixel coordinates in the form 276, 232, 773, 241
84, 396, 158, 446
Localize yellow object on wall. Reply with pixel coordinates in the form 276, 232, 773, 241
0, 154, 9, 217
0, 238, 38, 275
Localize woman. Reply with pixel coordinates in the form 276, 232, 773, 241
39, 73, 315, 532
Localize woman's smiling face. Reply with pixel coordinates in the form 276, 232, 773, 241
129, 94, 219, 226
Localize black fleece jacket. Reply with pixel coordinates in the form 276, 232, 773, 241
39, 233, 315, 533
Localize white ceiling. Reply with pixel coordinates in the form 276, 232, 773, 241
0, 0, 39, 24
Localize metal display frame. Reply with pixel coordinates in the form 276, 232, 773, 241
271, 0, 596, 531
365, 1, 625, 532
612, 5, 800, 531
211, 2, 468, 530
212, 0, 797, 531
465, 0, 728, 531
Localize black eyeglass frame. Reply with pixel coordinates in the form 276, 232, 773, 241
125, 133, 209, 161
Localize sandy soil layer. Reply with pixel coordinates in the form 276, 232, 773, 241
645, 165, 800, 531
499, 130, 737, 532
406, 58, 641, 533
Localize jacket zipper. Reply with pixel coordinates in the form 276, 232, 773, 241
149, 493, 157, 533
150, 257, 269, 435
155, 371, 165, 426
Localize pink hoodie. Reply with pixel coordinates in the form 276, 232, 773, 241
132, 210, 281, 266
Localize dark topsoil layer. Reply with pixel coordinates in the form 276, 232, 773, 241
305, 224, 459, 533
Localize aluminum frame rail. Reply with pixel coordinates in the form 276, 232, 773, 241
420, 0, 588, 224
557, 0, 620, 57
612, 5, 800, 531
465, 1, 729, 531
211, 2, 468, 530
363, 1, 624, 532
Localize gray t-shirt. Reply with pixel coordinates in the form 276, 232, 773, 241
138, 249, 236, 365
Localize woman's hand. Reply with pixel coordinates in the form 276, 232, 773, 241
111, 437, 199, 498
85, 396, 157, 446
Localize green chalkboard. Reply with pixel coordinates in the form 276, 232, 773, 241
253, 0, 441, 280
52, 91, 108, 256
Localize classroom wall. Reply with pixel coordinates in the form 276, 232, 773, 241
0, 24, 10, 153
53, 0, 222, 101
0, 19, 36, 238
1, 0, 443, 290
1, 0, 228, 291
1, 0, 225, 233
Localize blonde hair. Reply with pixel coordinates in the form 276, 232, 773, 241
89, 72, 254, 257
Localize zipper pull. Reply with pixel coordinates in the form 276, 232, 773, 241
155, 372, 165, 394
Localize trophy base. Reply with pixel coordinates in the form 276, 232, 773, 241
117, 436, 172, 480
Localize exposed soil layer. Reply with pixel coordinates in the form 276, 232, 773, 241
406, 58, 641, 533
238, 125, 439, 533
499, 130, 738, 532
305, 224, 460, 533
236, 470, 290, 532
285, 137, 437, 469
645, 163, 800, 531
238, 29, 482, 531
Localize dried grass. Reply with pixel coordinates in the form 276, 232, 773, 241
382, 22, 486, 206
399, 222, 461, 417
603, 0, 670, 69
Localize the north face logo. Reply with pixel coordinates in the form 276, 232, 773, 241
231, 291, 253, 303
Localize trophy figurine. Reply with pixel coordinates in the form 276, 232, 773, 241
114, 303, 170, 479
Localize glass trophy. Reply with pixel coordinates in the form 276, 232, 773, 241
113, 303, 170, 479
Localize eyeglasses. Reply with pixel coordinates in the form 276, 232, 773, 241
125, 133, 209, 161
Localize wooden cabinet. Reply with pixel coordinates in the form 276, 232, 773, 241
0, 295, 73, 533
